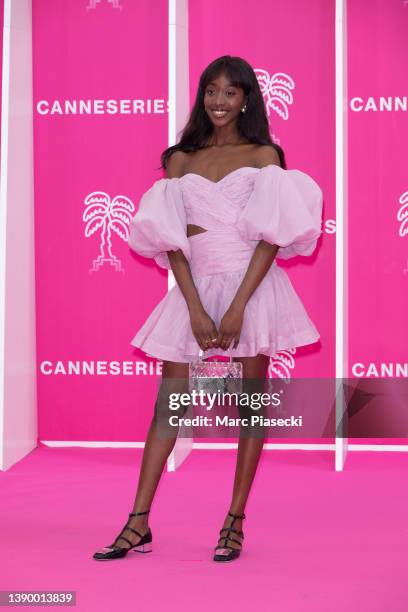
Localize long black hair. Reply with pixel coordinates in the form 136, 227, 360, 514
160, 55, 286, 170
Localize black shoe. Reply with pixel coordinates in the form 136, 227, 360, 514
213, 511, 245, 562
93, 510, 152, 561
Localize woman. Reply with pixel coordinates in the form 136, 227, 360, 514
93, 55, 323, 563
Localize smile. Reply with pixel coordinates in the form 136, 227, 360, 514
212, 110, 228, 118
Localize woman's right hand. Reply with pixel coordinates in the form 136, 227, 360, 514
189, 307, 219, 351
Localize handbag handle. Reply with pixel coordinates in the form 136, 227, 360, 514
199, 348, 233, 363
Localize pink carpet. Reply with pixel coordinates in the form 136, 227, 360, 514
1, 444, 407, 611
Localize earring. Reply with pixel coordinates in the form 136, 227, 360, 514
240, 104, 247, 113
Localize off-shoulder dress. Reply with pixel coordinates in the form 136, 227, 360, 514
128, 164, 323, 363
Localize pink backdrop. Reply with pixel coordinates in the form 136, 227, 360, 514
34, 0, 335, 442
189, 0, 336, 385
346, 0, 408, 441
35, 1, 408, 443
348, 0, 408, 380
33, 0, 170, 441
188, 0, 335, 445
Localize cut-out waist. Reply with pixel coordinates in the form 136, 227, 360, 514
186, 224, 207, 238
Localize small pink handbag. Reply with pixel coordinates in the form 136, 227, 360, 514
189, 349, 243, 395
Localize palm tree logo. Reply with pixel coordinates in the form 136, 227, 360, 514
398, 191, 408, 237
83, 191, 135, 273
265, 349, 296, 409
268, 348, 297, 381
254, 69, 295, 122
398, 191, 408, 273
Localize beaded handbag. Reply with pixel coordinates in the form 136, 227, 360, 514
189, 349, 243, 395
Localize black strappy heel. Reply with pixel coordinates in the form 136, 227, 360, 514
213, 511, 245, 562
93, 510, 152, 561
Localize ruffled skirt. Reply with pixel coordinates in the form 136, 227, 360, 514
130, 230, 319, 363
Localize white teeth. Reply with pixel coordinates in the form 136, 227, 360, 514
213, 111, 227, 117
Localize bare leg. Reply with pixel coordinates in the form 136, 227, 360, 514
215, 354, 269, 555
109, 359, 189, 549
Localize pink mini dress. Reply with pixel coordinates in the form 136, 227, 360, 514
128, 164, 323, 363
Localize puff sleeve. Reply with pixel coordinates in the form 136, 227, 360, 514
236, 164, 323, 259
128, 178, 191, 270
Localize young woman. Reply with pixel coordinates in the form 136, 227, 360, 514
93, 55, 323, 563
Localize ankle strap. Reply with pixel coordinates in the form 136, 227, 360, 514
129, 510, 150, 517
228, 511, 245, 520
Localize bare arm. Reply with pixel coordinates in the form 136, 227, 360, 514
217, 241, 280, 350
165, 151, 219, 351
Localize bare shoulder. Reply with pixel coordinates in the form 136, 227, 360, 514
255, 145, 281, 168
165, 150, 189, 178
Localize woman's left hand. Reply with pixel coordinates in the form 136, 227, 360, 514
217, 305, 244, 350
